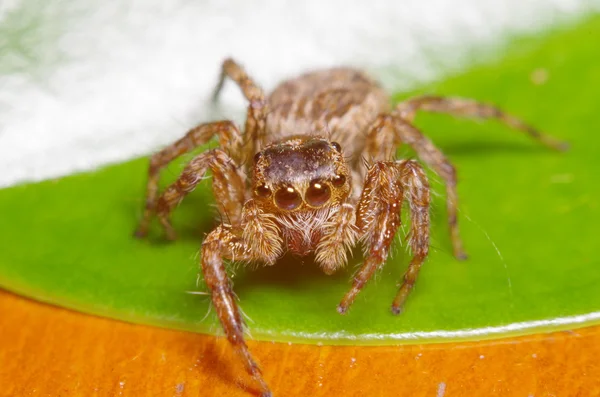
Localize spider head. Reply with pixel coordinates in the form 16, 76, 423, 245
252, 137, 351, 213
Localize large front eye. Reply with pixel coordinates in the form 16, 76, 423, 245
275, 186, 302, 210
306, 179, 331, 207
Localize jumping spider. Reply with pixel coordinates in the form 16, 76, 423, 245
135, 59, 567, 396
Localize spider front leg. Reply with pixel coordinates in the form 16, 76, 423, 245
363, 114, 469, 259
135, 121, 244, 238
338, 160, 430, 315
145, 149, 246, 240
202, 203, 282, 397
212, 58, 269, 168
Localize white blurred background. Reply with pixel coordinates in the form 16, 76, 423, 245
0, 0, 597, 188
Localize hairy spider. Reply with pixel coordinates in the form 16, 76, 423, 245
135, 59, 567, 396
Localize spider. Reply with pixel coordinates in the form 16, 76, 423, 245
134, 58, 567, 396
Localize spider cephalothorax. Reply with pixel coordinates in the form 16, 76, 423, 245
253, 137, 351, 213
134, 59, 567, 397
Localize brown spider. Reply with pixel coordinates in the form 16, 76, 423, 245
135, 59, 567, 396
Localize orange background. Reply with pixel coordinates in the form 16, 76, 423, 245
1, 289, 599, 397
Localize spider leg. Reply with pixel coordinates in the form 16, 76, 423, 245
338, 160, 430, 314
135, 121, 243, 238
211, 58, 269, 167
395, 95, 569, 151
363, 114, 467, 259
391, 161, 431, 314
212, 58, 265, 104
153, 149, 246, 240
391, 114, 467, 260
201, 224, 275, 397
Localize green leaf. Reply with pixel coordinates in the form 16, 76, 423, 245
1, 17, 599, 344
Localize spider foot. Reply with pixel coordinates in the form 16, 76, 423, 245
391, 281, 415, 316
391, 305, 403, 315
133, 217, 151, 239
133, 227, 148, 239
337, 302, 351, 315
455, 251, 469, 261
164, 229, 177, 241
450, 231, 468, 261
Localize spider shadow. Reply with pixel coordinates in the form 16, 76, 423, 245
232, 252, 355, 295
165, 330, 268, 397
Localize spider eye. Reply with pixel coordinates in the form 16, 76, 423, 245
275, 186, 302, 210
306, 179, 331, 207
255, 184, 271, 198
332, 174, 346, 187
253, 152, 263, 163
331, 142, 342, 152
